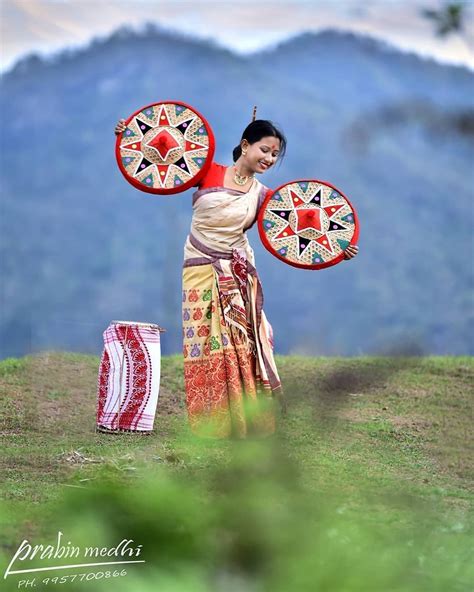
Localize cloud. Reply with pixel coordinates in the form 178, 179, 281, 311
1, 0, 473, 72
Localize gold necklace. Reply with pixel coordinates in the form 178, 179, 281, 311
233, 167, 254, 186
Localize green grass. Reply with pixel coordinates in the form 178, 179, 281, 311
0, 353, 472, 591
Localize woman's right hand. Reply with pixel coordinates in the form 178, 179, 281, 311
114, 119, 127, 136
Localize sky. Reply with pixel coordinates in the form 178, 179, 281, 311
1, 0, 473, 72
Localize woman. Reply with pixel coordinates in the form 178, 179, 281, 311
115, 117, 358, 439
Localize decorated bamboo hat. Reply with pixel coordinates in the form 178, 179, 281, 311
116, 100, 215, 194
258, 179, 359, 269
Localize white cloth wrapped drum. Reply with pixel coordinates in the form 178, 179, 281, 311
96, 321, 164, 433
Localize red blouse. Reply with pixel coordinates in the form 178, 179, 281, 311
198, 161, 228, 189
197, 161, 273, 202
193, 162, 273, 229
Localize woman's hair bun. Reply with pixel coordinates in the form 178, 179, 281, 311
232, 145, 242, 163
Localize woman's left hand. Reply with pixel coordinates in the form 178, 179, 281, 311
343, 244, 359, 260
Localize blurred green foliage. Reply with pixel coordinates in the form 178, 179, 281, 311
2, 434, 472, 592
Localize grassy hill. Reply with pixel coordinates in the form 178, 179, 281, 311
0, 354, 472, 591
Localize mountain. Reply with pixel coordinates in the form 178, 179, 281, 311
1, 25, 473, 358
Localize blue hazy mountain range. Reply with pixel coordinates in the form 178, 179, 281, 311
1, 25, 473, 357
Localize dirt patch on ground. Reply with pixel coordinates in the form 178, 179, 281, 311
335, 398, 473, 489
22, 353, 98, 434
155, 386, 184, 417
336, 407, 434, 431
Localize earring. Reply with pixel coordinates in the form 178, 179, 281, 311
242, 150, 247, 156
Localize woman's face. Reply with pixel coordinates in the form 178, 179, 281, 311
242, 136, 281, 174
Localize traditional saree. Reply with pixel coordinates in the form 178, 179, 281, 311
182, 162, 282, 438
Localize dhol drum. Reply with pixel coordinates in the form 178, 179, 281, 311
96, 321, 165, 433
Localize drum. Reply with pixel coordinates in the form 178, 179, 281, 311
96, 321, 165, 433
258, 179, 359, 269
116, 100, 215, 194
